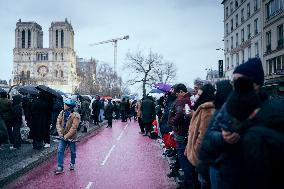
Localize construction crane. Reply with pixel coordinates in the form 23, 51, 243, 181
89, 35, 129, 74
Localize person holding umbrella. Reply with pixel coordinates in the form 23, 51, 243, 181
55, 98, 80, 175
30, 91, 53, 149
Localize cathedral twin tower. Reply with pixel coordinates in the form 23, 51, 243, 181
13, 19, 78, 93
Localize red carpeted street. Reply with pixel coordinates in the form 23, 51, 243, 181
4, 120, 175, 189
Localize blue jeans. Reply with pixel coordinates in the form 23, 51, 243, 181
57, 139, 76, 169
176, 138, 193, 184
210, 166, 221, 189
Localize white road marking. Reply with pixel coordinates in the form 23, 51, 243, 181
85, 182, 93, 189
117, 123, 129, 141
101, 145, 116, 166
124, 123, 129, 130
117, 131, 124, 141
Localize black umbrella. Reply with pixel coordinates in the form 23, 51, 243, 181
35, 85, 63, 99
55, 89, 66, 97
15, 85, 39, 95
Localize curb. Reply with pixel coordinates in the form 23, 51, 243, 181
0, 121, 106, 188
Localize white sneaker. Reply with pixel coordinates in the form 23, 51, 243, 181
44, 143, 51, 148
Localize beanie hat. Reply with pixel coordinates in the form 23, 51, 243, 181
233, 58, 264, 85
226, 77, 261, 121
214, 80, 233, 110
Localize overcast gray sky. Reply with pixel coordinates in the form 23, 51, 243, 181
0, 0, 224, 89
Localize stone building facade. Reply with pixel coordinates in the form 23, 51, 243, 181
12, 19, 78, 93
262, 0, 284, 95
222, 0, 263, 79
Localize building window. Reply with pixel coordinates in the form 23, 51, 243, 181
241, 28, 244, 42
236, 33, 239, 46
266, 0, 283, 20
61, 53, 64, 61
226, 57, 230, 70
231, 19, 234, 32
241, 49, 245, 63
21, 30, 25, 48
236, 53, 239, 66
226, 23, 229, 35
27, 71, 30, 79
61, 30, 64, 48
254, 0, 259, 11
55, 70, 58, 77
226, 40, 229, 51
56, 30, 58, 48
268, 60, 273, 74
266, 31, 271, 51
254, 18, 258, 35
61, 70, 63, 77
235, 14, 239, 27
231, 55, 234, 68
255, 42, 259, 57
241, 9, 244, 22
235, 0, 239, 8
28, 30, 31, 48
230, 1, 233, 13
231, 36, 234, 49
277, 24, 283, 48
247, 3, 251, 17
226, 7, 229, 18
247, 24, 251, 39
248, 46, 251, 58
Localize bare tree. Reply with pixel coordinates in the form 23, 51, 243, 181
151, 61, 176, 84
95, 63, 123, 98
124, 50, 176, 97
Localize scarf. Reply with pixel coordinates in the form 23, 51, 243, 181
63, 108, 74, 129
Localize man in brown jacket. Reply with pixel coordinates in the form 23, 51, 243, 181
55, 98, 80, 175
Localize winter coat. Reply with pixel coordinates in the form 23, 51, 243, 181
81, 100, 91, 121
141, 97, 156, 124
185, 101, 215, 166
120, 101, 127, 111
105, 102, 114, 119
56, 110, 81, 140
0, 114, 8, 144
135, 101, 142, 118
91, 100, 101, 116
168, 92, 192, 137
0, 98, 14, 123
30, 95, 52, 140
237, 97, 284, 189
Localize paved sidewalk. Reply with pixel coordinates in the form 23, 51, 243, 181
0, 121, 106, 188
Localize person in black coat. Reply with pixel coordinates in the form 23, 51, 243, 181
10, 95, 23, 149
105, 99, 114, 128
30, 92, 52, 149
91, 96, 101, 125
141, 95, 156, 137
120, 98, 127, 122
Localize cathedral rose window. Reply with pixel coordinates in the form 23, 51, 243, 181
37, 65, 49, 77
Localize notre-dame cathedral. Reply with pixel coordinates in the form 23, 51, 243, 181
12, 19, 78, 93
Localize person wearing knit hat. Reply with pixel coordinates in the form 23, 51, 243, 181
226, 77, 261, 123
233, 58, 264, 91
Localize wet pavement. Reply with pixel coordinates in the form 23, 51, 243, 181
2, 120, 176, 189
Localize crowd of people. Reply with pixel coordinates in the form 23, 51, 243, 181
1, 57, 284, 188
151, 58, 284, 189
